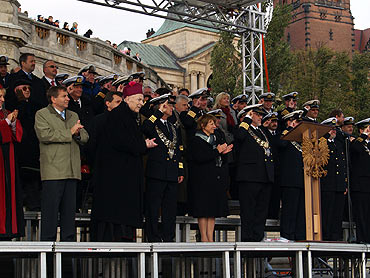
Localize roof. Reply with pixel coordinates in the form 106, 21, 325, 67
147, 18, 218, 39
178, 42, 216, 61
118, 41, 184, 71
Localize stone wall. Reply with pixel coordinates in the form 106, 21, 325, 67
0, 0, 166, 89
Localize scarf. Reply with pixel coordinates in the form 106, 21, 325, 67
221, 106, 235, 127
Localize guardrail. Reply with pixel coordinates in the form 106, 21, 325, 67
0, 241, 368, 278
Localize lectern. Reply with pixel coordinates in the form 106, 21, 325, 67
281, 121, 332, 241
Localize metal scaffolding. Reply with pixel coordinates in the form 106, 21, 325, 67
77, 0, 266, 103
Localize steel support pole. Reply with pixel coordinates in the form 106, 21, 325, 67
222, 251, 231, 278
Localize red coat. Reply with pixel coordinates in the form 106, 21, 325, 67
0, 110, 24, 238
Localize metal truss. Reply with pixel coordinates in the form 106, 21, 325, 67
77, 0, 265, 33
241, 4, 264, 104
78, 0, 266, 102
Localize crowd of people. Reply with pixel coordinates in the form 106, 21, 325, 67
35, 15, 138, 59
0, 53, 369, 245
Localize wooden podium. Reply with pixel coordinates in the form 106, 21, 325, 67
281, 121, 332, 241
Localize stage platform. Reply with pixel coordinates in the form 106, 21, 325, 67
0, 241, 368, 277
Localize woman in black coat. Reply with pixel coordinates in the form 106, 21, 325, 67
188, 114, 232, 242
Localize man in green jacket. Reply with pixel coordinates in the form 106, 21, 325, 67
35, 85, 89, 241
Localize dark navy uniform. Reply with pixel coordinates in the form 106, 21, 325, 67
278, 127, 306, 240
350, 133, 370, 243
320, 136, 347, 241
142, 109, 184, 242
235, 111, 274, 242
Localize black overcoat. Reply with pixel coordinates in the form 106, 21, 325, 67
187, 133, 228, 218
278, 135, 304, 188
350, 134, 370, 193
91, 102, 147, 227
321, 139, 346, 192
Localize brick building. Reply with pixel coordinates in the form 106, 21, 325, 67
274, 0, 355, 53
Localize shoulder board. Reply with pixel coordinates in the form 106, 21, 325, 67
240, 122, 249, 130
97, 92, 106, 99
356, 137, 364, 142
149, 115, 157, 123
281, 109, 289, 116
187, 110, 196, 118
282, 129, 289, 136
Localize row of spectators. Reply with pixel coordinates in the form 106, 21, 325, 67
37, 15, 80, 35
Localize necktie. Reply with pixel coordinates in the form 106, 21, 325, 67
51, 80, 55, 86
27, 73, 32, 80
61, 110, 65, 120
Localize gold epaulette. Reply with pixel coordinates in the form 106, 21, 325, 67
187, 110, 196, 118
179, 145, 184, 151
356, 137, 364, 142
97, 92, 106, 99
179, 162, 184, 169
149, 115, 157, 123
282, 129, 289, 135
281, 109, 289, 116
240, 122, 249, 130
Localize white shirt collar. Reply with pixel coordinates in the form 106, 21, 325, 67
160, 118, 167, 124
44, 76, 55, 84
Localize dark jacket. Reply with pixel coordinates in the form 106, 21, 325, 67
278, 129, 304, 188
16, 99, 43, 170
91, 88, 109, 115
180, 106, 205, 140
234, 117, 274, 183
320, 138, 347, 192
141, 109, 184, 182
41, 76, 59, 92
0, 72, 10, 89
6, 70, 47, 111
350, 134, 370, 192
67, 94, 94, 130
91, 102, 147, 227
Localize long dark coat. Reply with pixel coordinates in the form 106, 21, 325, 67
187, 133, 228, 218
91, 102, 147, 228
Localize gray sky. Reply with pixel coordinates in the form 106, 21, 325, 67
19, 0, 369, 44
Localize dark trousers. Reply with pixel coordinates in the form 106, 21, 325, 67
321, 191, 345, 241
352, 191, 370, 243
239, 182, 272, 242
145, 178, 178, 242
280, 187, 306, 240
41, 179, 77, 241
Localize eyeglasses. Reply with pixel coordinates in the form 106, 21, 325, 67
22, 86, 31, 91
48, 65, 59, 69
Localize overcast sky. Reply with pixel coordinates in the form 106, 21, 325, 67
19, 0, 369, 44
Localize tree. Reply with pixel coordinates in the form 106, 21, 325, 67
264, 3, 293, 95
209, 31, 240, 96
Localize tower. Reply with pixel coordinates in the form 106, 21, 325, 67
274, 0, 355, 53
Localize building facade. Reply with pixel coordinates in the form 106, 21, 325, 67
119, 19, 220, 93
274, 0, 355, 53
